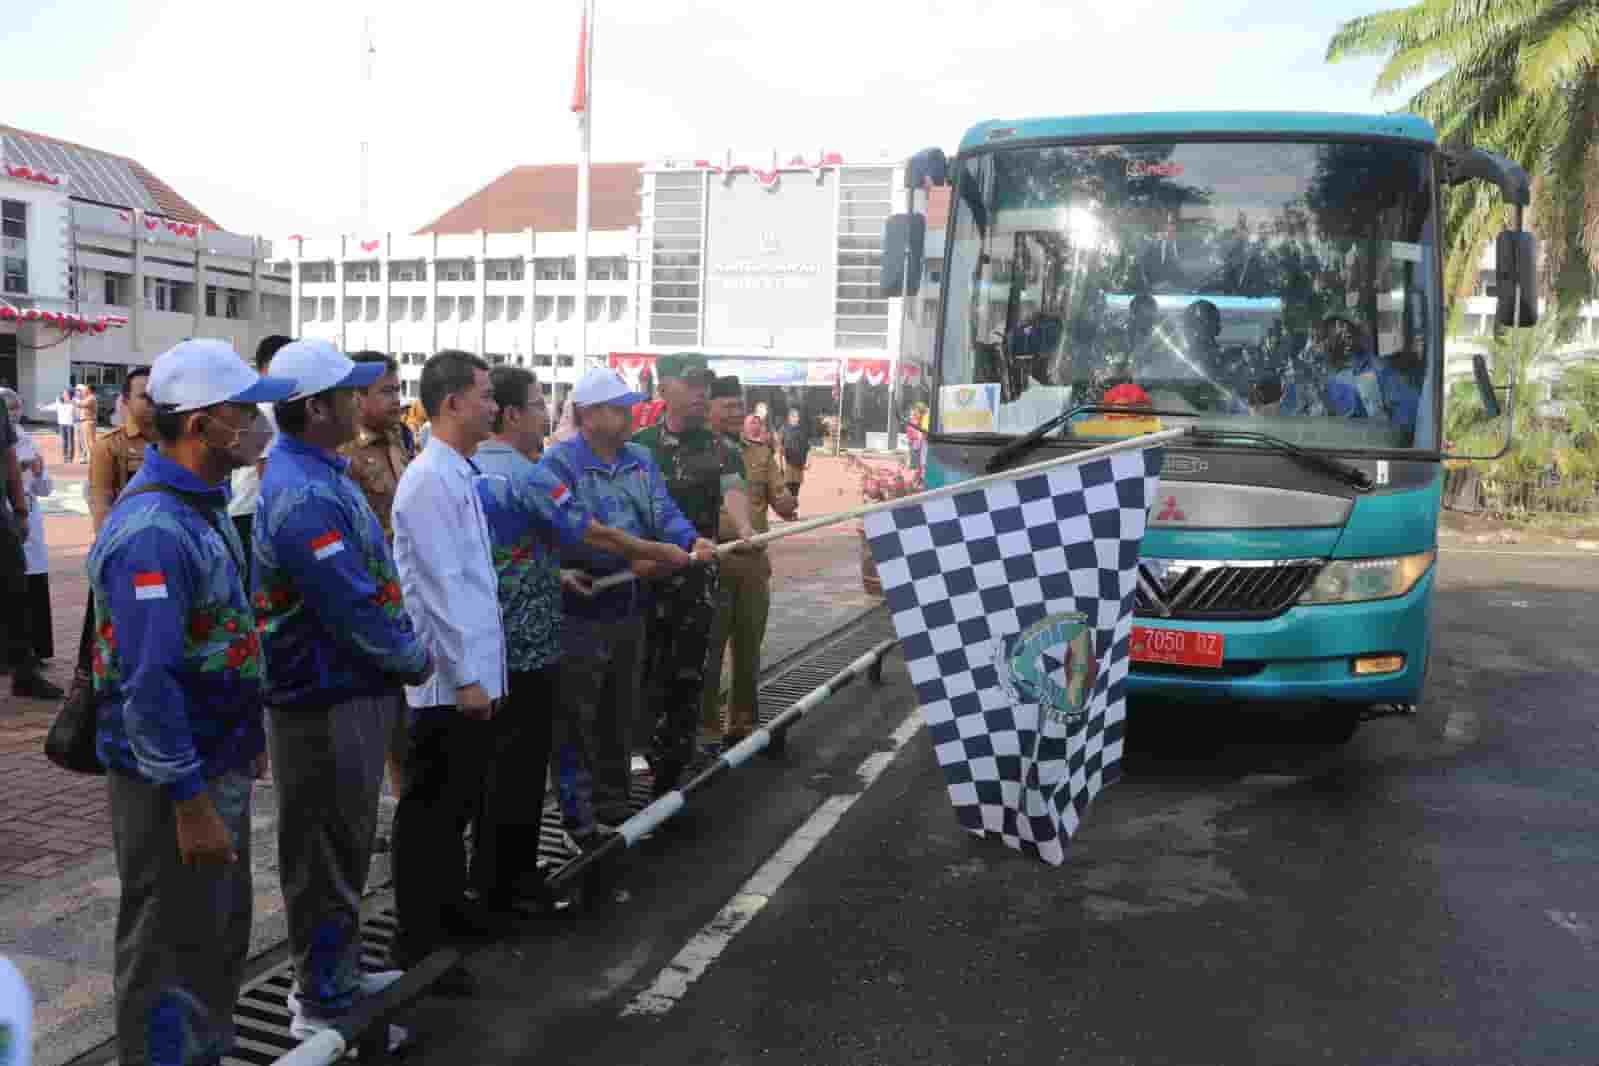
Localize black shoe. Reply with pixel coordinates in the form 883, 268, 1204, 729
649, 759, 684, 798
425, 963, 478, 999
443, 901, 512, 939
761, 730, 787, 758
13, 673, 63, 700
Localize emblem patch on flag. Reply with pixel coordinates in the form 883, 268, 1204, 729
310, 531, 344, 560
550, 482, 571, 507
133, 572, 168, 600
863, 447, 1164, 866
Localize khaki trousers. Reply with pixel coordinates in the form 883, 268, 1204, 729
700, 548, 772, 737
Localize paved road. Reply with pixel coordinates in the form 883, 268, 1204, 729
387, 545, 1599, 1066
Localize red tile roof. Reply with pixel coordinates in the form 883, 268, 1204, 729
0, 122, 219, 228
416, 163, 641, 235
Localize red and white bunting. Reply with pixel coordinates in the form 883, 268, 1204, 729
359, 239, 381, 253
662, 151, 846, 189
2, 162, 65, 188
843, 358, 891, 386
0, 302, 129, 334
141, 214, 202, 240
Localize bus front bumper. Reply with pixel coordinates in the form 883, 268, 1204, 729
1125, 569, 1433, 707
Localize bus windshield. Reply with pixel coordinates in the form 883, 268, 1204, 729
937, 139, 1440, 452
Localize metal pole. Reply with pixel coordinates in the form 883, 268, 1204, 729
546, 639, 898, 894
267, 948, 459, 1066
592, 424, 1189, 591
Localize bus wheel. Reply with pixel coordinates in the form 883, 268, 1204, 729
1299, 707, 1361, 746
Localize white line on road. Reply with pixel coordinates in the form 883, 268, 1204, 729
1440, 547, 1599, 560
620, 708, 924, 1018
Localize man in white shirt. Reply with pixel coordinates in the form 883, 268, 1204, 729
389, 350, 506, 995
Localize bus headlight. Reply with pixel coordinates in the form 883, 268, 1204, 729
1298, 551, 1435, 605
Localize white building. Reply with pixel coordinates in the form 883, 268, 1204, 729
1, 123, 290, 415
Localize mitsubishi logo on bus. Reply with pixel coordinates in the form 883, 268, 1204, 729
1155, 495, 1187, 522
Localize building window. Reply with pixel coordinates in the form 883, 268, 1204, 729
459, 296, 475, 321
411, 296, 427, 321
834, 167, 893, 350
390, 260, 425, 282
2, 199, 26, 240
228, 291, 246, 319
346, 261, 379, 283
535, 296, 553, 321
438, 259, 476, 282
343, 296, 361, 320
301, 262, 335, 283
148, 278, 180, 312
588, 257, 627, 281
301, 297, 317, 321
104, 275, 123, 306
489, 259, 524, 281
205, 286, 219, 317
2, 257, 25, 295
508, 295, 525, 321
437, 296, 456, 320
587, 295, 604, 323
557, 295, 574, 321
365, 296, 380, 321
609, 295, 627, 322
649, 171, 703, 346
320, 296, 335, 320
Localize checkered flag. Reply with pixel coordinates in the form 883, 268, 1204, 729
864, 446, 1165, 865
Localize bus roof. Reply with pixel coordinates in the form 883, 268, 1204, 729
958, 112, 1438, 153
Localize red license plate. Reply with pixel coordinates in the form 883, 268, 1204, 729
1131, 626, 1225, 669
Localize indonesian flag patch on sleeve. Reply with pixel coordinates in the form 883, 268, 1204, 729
133, 572, 168, 600
550, 482, 572, 507
310, 531, 345, 560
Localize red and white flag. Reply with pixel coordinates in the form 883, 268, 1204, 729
310, 531, 345, 561
134, 572, 168, 601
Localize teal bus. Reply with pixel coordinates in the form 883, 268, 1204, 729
885, 113, 1532, 742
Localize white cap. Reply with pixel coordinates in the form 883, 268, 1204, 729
149, 339, 296, 413
571, 367, 645, 409
268, 338, 386, 401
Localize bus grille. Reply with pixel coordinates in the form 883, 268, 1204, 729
1135, 559, 1323, 620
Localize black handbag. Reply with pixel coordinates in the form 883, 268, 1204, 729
43, 484, 231, 775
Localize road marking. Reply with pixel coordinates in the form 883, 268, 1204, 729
621, 708, 924, 1018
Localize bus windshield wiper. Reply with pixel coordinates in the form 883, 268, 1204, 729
1186, 427, 1373, 491
984, 403, 1194, 473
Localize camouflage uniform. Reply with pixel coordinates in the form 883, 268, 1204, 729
631, 420, 745, 784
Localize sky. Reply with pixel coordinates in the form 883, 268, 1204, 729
4, 0, 1406, 240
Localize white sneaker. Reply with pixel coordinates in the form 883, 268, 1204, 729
289, 1014, 411, 1056
288, 970, 408, 1044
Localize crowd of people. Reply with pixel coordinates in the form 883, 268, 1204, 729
0, 337, 809, 1065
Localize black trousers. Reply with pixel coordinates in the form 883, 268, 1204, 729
472, 665, 557, 905
0, 514, 39, 675
392, 706, 494, 962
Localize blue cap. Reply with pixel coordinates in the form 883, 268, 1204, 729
149, 339, 297, 412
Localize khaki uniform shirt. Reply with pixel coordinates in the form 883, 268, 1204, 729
339, 424, 413, 541
88, 423, 149, 530
717, 436, 788, 579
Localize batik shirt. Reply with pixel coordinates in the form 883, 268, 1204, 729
89, 449, 264, 799
254, 433, 429, 709
540, 434, 699, 623
473, 440, 594, 672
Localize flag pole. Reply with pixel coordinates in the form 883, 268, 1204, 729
575, 0, 594, 378
592, 426, 1191, 591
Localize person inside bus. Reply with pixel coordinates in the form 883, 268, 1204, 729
1320, 311, 1420, 431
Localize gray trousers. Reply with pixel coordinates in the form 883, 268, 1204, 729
266, 691, 399, 1017
556, 613, 646, 824
110, 769, 254, 1066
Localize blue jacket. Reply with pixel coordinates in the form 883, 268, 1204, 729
539, 434, 698, 622
473, 441, 594, 672
89, 447, 265, 799
254, 433, 429, 709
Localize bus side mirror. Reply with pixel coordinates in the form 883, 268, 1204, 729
1495, 230, 1539, 328
1472, 353, 1501, 418
881, 213, 926, 299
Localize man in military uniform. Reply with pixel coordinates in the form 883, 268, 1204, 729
700, 377, 796, 749
632, 354, 755, 795
338, 351, 415, 809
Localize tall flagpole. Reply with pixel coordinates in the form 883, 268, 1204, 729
574, 0, 594, 378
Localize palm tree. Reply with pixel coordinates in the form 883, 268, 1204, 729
1327, 2, 1599, 318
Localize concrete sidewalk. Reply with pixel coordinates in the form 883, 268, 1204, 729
0, 428, 884, 1066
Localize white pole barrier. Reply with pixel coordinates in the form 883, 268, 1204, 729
593, 426, 1190, 591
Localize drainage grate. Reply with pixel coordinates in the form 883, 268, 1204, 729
135, 606, 897, 1066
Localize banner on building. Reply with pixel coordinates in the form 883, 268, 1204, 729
863, 445, 1165, 865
